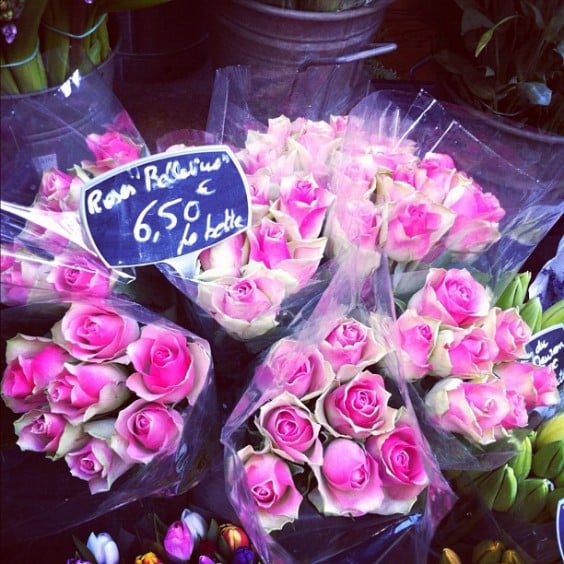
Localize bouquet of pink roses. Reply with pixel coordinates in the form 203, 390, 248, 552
221, 249, 455, 563
0, 296, 216, 546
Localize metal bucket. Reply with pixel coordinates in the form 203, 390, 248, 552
210, 0, 395, 71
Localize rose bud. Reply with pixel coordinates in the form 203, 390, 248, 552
219, 523, 250, 554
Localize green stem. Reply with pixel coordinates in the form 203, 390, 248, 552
41, 0, 70, 87
0, 53, 19, 94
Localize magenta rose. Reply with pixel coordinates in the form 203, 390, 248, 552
319, 316, 386, 379
239, 446, 303, 532
126, 323, 210, 404
365, 422, 430, 504
65, 436, 133, 494
46, 252, 115, 299
257, 392, 322, 464
47, 362, 130, 424
1, 335, 69, 412
258, 339, 333, 399
483, 308, 532, 363
84, 131, 142, 173
197, 266, 287, 339
271, 175, 335, 240
113, 398, 183, 464
316, 371, 399, 439
380, 192, 455, 263
429, 326, 498, 378
14, 408, 85, 459
424, 377, 513, 444
52, 303, 140, 363
495, 361, 559, 409
408, 268, 491, 327
393, 309, 440, 380
309, 438, 386, 517
35, 167, 81, 212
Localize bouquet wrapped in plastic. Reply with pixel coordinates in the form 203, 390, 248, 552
0, 295, 217, 547
221, 249, 455, 563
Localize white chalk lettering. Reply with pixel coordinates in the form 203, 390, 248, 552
87, 184, 136, 214
205, 208, 245, 241
177, 223, 199, 255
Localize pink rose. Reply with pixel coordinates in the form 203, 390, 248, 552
198, 233, 249, 278
257, 392, 322, 464
35, 167, 81, 212
309, 438, 385, 517
365, 422, 429, 503
0, 246, 47, 305
271, 176, 334, 240
408, 268, 491, 327
495, 361, 559, 409
113, 399, 183, 464
197, 267, 287, 339
51, 304, 140, 363
126, 324, 210, 404
501, 391, 528, 429
483, 308, 531, 363
380, 193, 455, 263
258, 339, 333, 399
163, 520, 194, 561
393, 309, 440, 380
316, 371, 399, 439
65, 436, 133, 494
319, 316, 386, 379
83, 131, 142, 173
1, 335, 69, 412
239, 446, 303, 532
47, 362, 130, 424
247, 218, 291, 269
46, 252, 114, 298
424, 377, 512, 444
429, 326, 498, 378
14, 408, 85, 459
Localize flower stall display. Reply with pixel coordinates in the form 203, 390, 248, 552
0, 296, 216, 547
220, 249, 455, 563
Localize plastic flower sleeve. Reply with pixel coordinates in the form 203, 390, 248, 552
0, 294, 217, 546
221, 248, 455, 563
324, 88, 563, 299
1, 61, 150, 307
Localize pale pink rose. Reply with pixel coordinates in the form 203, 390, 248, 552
424, 377, 513, 445
429, 326, 498, 378
83, 131, 142, 174
271, 175, 335, 240
319, 316, 386, 379
494, 361, 559, 409
257, 392, 323, 464
365, 422, 430, 503
47, 362, 130, 424
482, 307, 532, 363
325, 199, 382, 256
408, 268, 491, 327
239, 446, 303, 532
46, 252, 114, 298
393, 309, 440, 380
65, 436, 133, 494
35, 167, 81, 212
316, 371, 399, 439
501, 391, 529, 429
197, 233, 249, 278
196, 267, 287, 339
0, 252, 46, 305
1, 335, 69, 412
246, 172, 272, 223
14, 408, 85, 459
51, 304, 140, 363
126, 323, 210, 405
380, 193, 455, 263
374, 175, 416, 204
112, 398, 183, 464
332, 153, 381, 199
329, 114, 349, 136
258, 339, 334, 399
247, 218, 291, 269
309, 438, 386, 517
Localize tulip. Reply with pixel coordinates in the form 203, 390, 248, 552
163, 520, 194, 561
219, 523, 251, 555
135, 553, 164, 564
86, 532, 119, 564
181, 508, 208, 541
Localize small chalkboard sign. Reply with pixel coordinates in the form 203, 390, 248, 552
523, 323, 564, 386
80, 146, 251, 268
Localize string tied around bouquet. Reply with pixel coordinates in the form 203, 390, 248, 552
0, 40, 39, 68
41, 13, 107, 40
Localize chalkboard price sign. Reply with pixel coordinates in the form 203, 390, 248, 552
80, 146, 251, 267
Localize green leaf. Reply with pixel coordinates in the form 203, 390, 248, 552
517, 82, 553, 105
434, 49, 477, 75
461, 7, 494, 33
520, 0, 545, 29
474, 15, 519, 57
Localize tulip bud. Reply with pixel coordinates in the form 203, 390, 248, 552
439, 547, 462, 564
181, 508, 208, 541
164, 520, 194, 561
86, 532, 119, 564
496, 272, 530, 310
534, 413, 564, 450
135, 553, 164, 564
518, 297, 542, 333
500, 548, 524, 563
218, 524, 250, 554
472, 539, 505, 564
510, 478, 550, 522
531, 440, 564, 479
